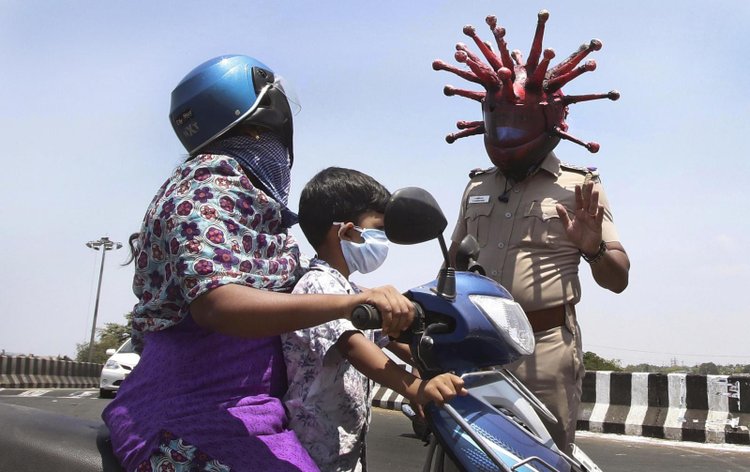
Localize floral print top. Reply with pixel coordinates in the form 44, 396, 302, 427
130, 153, 301, 350
281, 259, 374, 472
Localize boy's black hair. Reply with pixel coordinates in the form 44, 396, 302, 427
298, 167, 391, 249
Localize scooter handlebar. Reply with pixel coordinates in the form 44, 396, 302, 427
351, 304, 383, 330
351, 302, 423, 332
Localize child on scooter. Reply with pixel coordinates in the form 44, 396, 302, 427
282, 167, 467, 472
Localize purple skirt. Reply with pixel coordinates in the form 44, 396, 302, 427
102, 316, 319, 471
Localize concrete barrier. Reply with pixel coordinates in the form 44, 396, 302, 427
372, 370, 750, 445
578, 371, 750, 445
0, 355, 102, 389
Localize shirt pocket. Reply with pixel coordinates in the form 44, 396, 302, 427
519, 199, 563, 248
464, 202, 494, 248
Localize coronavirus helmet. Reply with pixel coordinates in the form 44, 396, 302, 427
433, 10, 619, 175
169, 55, 296, 162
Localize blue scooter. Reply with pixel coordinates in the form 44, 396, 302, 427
352, 186, 602, 472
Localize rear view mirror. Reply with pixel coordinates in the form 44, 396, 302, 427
455, 235, 485, 275
384, 187, 447, 245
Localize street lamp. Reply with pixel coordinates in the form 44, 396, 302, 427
85, 236, 122, 363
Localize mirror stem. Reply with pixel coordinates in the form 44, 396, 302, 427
435, 235, 456, 299
438, 235, 451, 269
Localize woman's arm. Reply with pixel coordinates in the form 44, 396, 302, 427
190, 283, 414, 338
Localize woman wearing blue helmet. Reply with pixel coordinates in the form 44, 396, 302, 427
102, 55, 414, 471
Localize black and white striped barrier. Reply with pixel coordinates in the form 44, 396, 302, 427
372, 382, 410, 411
578, 371, 749, 445
371, 370, 750, 445
0, 356, 102, 389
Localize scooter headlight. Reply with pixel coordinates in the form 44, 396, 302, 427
469, 295, 535, 355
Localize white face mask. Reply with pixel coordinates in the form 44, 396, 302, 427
334, 223, 390, 274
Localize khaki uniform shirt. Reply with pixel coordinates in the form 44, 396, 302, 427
451, 152, 620, 312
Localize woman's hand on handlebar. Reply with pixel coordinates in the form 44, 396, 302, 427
416, 373, 468, 407
358, 285, 414, 338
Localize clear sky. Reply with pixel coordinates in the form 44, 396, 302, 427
1, 1, 748, 367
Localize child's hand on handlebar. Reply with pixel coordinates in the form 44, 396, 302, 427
416, 373, 468, 407
359, 286, 414, 338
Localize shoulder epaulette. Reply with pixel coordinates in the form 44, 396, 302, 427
560, 162, 597, 174
561, 162, 600, 182
468, 166, 496, 179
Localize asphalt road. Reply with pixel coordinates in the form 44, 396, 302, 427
1, 388, 749, 471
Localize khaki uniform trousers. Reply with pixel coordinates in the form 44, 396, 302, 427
508, 305, 585, 454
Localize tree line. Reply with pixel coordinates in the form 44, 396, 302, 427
583, 351, 750, 375
75, 314, 132, 364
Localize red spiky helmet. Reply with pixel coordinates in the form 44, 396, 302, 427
433, 10, 619, 172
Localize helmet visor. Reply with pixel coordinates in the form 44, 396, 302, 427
483, 103, 547, 148
273, 75, 302, 116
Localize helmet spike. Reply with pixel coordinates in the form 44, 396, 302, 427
462, 25, 504, 71
489, 25, 515, 74
446, 124, 485, 143
457, 120, 484, 129
526, 10, 550, 73
454, 50, 500, 89
511, 49, 524, 66
549, 39, 602, 79
444, 85, 486, 102
456, 43, 486, 68
552, 126, 600, 153
497, 67, 517, 102
545, 60, 597, 93
562, 90, 620, 105
432, 59, 482, 85
527, 48, 555, 90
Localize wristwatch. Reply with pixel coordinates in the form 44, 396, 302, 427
581, 240, 607, 264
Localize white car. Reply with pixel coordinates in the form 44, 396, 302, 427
99, 338, 140, 398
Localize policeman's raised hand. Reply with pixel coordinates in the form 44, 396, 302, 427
555, 181, 604, 256
416, 373, 468, 407
358, 285, 414, 338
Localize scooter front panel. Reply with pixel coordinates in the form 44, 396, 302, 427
408, 272, 527, 373
427, 395, 570, 472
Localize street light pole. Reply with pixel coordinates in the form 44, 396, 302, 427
85, 236, 122, 364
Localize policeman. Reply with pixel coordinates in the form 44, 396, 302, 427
437, 10, 631, 453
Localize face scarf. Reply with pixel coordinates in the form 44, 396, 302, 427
204, 132, 298, 227
336, 224, 390, 274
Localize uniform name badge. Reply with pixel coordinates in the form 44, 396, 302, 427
468, 195, 490, 204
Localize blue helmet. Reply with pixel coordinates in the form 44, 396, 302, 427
169, 55, 295, 160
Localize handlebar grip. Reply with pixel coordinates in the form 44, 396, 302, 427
351, 304, 383, 330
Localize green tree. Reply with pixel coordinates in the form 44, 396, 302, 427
694, 362, 720, 375
583, 351, 622, 371
76, 313, 132, 364
624, 363, 657, 373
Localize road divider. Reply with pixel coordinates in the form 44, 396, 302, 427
0, 355, 101, 389
578, 371, 749, 445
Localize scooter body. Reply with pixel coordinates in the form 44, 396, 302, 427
402, 273, 589, 472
